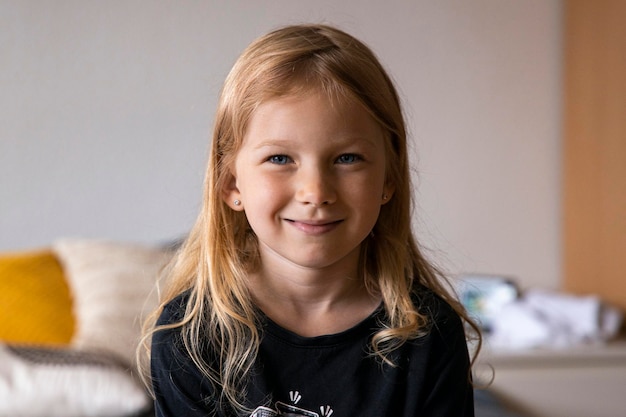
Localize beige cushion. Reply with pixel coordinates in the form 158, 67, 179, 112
52, 239, 172, 366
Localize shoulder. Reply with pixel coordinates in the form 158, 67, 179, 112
151, 291, 194, 372
412, 284, 462, 326
405, 286, 474, 414
150, 292, 219, 416
156, 290, 191, 327
410, 284, 467, 349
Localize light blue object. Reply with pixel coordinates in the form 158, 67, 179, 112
454, 274, 519, 332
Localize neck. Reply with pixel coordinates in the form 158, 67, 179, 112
248, 248, 380, 337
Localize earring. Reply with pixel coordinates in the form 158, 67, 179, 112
234, 199, 241, 206
382, 194, 388, 200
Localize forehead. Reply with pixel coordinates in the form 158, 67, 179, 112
243, 92, 383, 145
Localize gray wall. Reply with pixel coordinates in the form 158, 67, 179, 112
0, 0, 562, 290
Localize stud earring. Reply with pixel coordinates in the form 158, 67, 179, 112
234, 199, 241, 206
382, 194, 388, 200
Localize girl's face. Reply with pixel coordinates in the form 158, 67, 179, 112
224, 92, 394, 276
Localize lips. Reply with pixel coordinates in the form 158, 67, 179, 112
285, 219, 343, 235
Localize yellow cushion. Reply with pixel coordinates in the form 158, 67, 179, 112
0, 249, 75, 346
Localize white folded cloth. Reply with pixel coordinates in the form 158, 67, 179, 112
488, 289, 623, 350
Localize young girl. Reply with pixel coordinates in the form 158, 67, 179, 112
141, 24, 479, 417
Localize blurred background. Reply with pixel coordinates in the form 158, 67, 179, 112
1, 1, 625, 416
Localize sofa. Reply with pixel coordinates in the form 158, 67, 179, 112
0, 238, 173, 417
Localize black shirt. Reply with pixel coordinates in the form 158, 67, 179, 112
151, 286, 474, 417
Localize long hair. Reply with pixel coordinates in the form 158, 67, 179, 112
139, 24, 480, 415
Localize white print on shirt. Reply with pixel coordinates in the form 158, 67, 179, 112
290, 391, 302, 404
249, 391, 333, 417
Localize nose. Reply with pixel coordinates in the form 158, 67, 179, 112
294, 165, 336, 206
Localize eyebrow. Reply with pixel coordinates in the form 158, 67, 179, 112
252, 139, 292, 149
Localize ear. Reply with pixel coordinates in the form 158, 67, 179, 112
381, 183, 395, 205
222, 171, 245, 211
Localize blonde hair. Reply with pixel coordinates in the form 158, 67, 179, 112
139, 24, 480, 415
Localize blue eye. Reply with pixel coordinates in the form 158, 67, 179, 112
336, 154, 361, 164
268, 155, 291, 165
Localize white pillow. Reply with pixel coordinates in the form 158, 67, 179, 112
0, 344, 150, 417
52, 239, 172, 366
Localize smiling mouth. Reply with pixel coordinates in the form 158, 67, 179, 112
285, 219, 343, 235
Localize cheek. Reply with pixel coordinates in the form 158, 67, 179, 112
349, 170, 386, 199
244, 175, 284, 198
239, 175, 287, 216
342, 180, 385, 220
